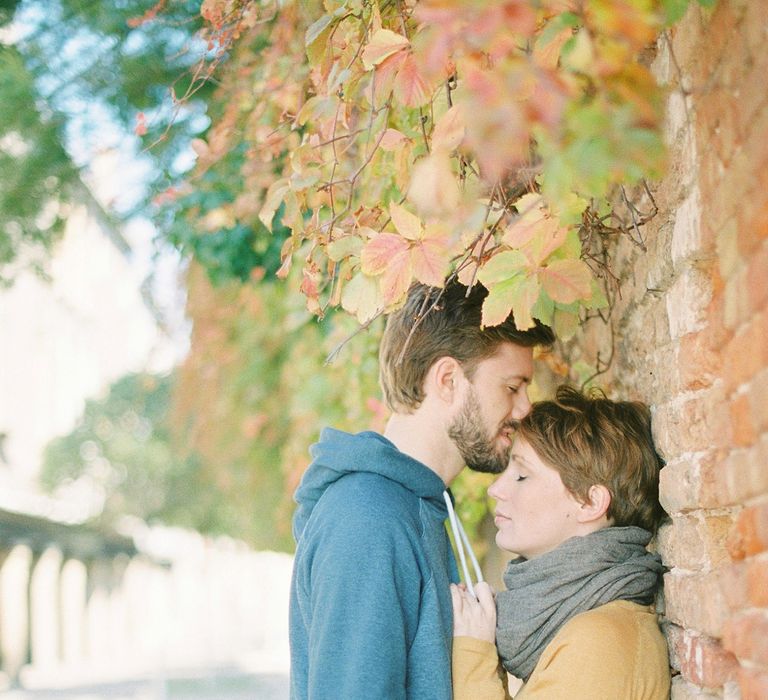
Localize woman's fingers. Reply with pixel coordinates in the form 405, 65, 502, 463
475, 581, 496, 613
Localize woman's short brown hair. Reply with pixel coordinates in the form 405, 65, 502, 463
379, 281, 555, 412
518, 385, 666, 532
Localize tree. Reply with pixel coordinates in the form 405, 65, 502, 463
0, 0, 211, 282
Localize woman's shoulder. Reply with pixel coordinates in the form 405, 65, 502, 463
517, 601, 670, 699
554, 600, 664, 652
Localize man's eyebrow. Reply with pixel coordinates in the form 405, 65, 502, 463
509, 452, 531, 467
503, 375, 531, 383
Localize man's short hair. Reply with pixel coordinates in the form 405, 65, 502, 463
518, 385, 666, 532
379, 280, 555, 413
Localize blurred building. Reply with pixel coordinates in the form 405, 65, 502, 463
0, 183, 291, 696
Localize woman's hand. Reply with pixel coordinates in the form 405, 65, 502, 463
450, 581, 497, 643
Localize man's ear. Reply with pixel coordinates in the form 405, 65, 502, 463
426, 356, 463, 404
576, 484, 612, 524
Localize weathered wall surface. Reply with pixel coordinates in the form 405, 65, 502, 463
566, 2, 767, 697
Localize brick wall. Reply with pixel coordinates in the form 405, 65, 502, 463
563, 2, 768, 697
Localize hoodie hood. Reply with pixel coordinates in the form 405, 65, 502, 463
293, 427, 447, 541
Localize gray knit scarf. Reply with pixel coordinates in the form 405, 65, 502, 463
495, 526, 664, 682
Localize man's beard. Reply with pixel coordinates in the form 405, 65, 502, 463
447, 388, 516, 474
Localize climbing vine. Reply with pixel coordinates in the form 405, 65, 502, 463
156, 0, 713, 341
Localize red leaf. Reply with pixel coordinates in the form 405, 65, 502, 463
412, 238, 450, 287
362, 28, 410, 70
394, 52, 432, 108
539, 259, 592, 304
361, 232, 410, 276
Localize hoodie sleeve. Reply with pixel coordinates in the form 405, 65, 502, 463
296, 476, 424, 699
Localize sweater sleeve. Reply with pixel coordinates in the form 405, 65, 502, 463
298, 488, 423, 699
453, 636, 510, 700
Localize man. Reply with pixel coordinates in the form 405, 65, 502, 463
289, 280, 554, 699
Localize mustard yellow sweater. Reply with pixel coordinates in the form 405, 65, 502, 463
453, 600, 670, 700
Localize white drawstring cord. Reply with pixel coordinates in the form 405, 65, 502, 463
443, 491, 484, 598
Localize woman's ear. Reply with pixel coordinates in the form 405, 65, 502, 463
576, 484, 612, 524
426, 356, 463, 404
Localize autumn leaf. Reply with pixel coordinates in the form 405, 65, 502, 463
407, 151, 460, 217
379, 128, 409, 151
379, 246, 413, 307
394, 52, 432, 108
341, 271, 383, 324
371, 51, 408, 107
538, 258, 592, 304
411, 224, 453, 287
389, 202, 422, 241
477, 250, 529, 286
361, 232, 409, 275
362, 28, 410, 70
480, 272, 542, 329
327, 235, 364, 262
258, 178, 290, 228
431, 104, 465, 152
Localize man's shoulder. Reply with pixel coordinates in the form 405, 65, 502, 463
319, 470, 420, 512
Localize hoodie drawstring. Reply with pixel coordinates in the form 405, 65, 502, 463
443, 491, 484, 598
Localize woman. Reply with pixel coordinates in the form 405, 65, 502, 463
451, 386, 670, 699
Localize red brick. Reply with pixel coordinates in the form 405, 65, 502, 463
747, 556, 768, 607
739, 177, 768, 258
728, 502, 768, 559
746, 241, 768, 312
664, 570, 730, 637
654, 387, 732, 459
730, 393, 757, 448
659, 459, 701, 515
743, 0, 768, 54
748, 369, 768, 434
679, 332, 722, 390
721, 439, 768, 505
672, 630, 739, 689
720, 561, 749, 612
723, 263, 752, 332
720, 551, 768, 611
658, 515, 733, 570
740, 667, 768, 700
723, 311, 768, 394
723, 611, 768, 666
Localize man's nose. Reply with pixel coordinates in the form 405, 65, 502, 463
510, 390, 532, 420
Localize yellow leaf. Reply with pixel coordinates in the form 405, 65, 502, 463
341, 271, 383, 324
563, 29, 594, 74
259, 178, 290, 228
362, 29, 410, 71
407, 151, 460, 217
431, 104, 465, 152
389, 202, 422, 241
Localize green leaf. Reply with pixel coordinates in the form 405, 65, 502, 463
327, 235, 364, 261
306, 14, 333, 49
552, 309, 580, 340
660, 0, 691, 24
477, 250, 529, 286
482, 274, 540, 329
531, 290, 555, 327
